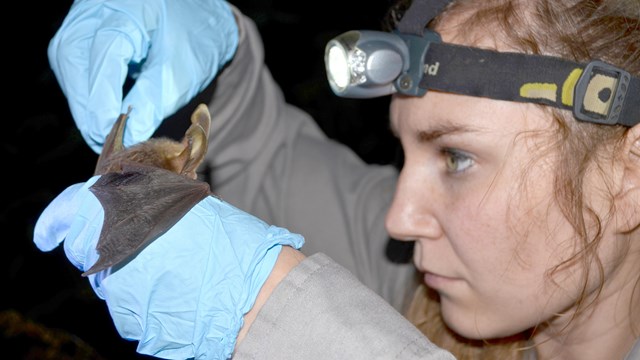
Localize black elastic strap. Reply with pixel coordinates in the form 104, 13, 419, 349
420, 42, 640, 126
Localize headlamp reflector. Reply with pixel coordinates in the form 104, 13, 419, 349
326, 43, 351, 91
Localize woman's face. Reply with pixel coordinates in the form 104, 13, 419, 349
386, 81, 636, 341
387, 91, 576, 338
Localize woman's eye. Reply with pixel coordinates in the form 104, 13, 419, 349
442, 148, 473, 173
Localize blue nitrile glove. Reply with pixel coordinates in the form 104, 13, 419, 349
48, 0, 239, 154
34, 176, 304, 360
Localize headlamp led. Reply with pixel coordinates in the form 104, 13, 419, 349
324, 0, 639, 127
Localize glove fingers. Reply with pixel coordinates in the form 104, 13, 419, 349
119, 69, 166, 148
50, 0, 238, 153
118, 22, 220, 147
120, 35, 236, 148
119, 0, 239, 147
80, 28, 138, 148
121, 59, 207, 147
48, 4, 149, 153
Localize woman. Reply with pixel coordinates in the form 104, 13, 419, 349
40, 0, 639, 358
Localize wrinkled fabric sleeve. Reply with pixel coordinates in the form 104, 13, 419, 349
204, 5, 416, 312
234, 253, 455, 360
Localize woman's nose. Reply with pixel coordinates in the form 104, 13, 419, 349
385, 166, 443, 242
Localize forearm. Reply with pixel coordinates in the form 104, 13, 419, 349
236, 246, 306, 348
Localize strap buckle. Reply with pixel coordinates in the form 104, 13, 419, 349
573, 60, 631, 125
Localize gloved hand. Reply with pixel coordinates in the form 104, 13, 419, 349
48, 0, 239, 154
34, 176, 304, 359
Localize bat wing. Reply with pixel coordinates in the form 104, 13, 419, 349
82, 163, 211, 276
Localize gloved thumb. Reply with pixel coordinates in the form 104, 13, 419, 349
34, 182, 87, 252
34, 176, 104, 275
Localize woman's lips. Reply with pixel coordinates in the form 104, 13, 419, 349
423, 271, 460, 290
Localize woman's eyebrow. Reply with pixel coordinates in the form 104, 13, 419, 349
418, 125, 476, 143
389, 116, 480, 141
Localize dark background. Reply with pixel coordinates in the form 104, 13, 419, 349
4, 0, 398, 358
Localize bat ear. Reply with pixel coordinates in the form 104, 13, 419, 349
94, 107, 130, 175
177, 104, 212, 179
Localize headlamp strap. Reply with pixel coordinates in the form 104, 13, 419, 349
397, 0, 453, 36
420, 42, 640, 126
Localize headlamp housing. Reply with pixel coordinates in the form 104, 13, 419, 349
325, 30, 409, 98
324, 30, 442, 98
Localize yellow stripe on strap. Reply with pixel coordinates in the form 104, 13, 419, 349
561, 68, 583, 106
520, 83, 557, 102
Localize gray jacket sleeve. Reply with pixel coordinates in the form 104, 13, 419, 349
203, 7, 453, 358
203, 5, 417, 312
234, 254, 455, 360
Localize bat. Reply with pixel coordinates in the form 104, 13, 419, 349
81, 104, 213, 276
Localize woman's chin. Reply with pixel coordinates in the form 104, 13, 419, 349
438, 300, 527, 341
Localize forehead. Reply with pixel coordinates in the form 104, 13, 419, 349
389, 2, 552, 135
389, 90, 552, 140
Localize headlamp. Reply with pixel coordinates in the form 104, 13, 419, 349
324, 0, 639, 127
325, 30, 440, 98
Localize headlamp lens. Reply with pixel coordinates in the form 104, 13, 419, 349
326, 41, 352, 92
